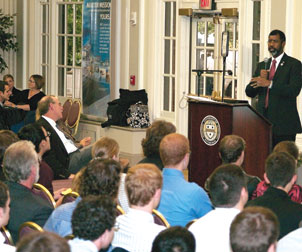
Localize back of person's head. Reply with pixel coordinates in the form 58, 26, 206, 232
0, 130, 19, 163
159, 133, 190, 167
218, 135, 245, 164
265, 152, 296, 187
71, 195, 116, 244
0, 80, 8, 93
209, 164, 246, 208
78, 158, 121, 198
126, 163, 162, 207
142, 120, 176, 157
230, 206, 279, 252
151, 226, 195, 252
273, 141, 299, 161
16, 231, 70, 252
36, 95, 57, 119
18, 123, 45, 153
31, 74, 45, 89
92, 136, 119, 159
3, 140, 39, 183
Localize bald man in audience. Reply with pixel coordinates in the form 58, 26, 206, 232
0, 181, 15, 252
230, 207, 279, 252
3, 141, 53, 243
246, 152, 302, 239
189, 164, 248, 252
112, 164, 166, 252
157, 133, 212, 226
36, 95, 91, 179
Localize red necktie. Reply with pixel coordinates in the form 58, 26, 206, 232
265, 59, 276, 108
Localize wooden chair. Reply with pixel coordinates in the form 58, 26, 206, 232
18, 222, 43, 241
152, 209, 170, 227
185, 219, 197, 229
0, 226, 14, 245
62, 98, 73, 123
61, 191, 79, 205
116, 205, 125, 216
32, 183, 56, 208
66, 99, 81, 136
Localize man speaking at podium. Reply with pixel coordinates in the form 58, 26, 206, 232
246, 29, 302, 147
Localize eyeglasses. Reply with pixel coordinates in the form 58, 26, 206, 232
28, 79, 35, 83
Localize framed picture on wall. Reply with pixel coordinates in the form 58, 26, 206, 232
199, 0, 214, 10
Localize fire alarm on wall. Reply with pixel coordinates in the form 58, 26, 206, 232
130, 75, 135, 85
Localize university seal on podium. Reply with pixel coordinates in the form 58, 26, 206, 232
200, 115, 220, 146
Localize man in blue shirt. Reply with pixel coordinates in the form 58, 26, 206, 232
157, 133, 212, 226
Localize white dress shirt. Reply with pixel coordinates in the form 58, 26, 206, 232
189, 207, 240, 252
0, 233, 15, 252
68, 238, 98, 252
112, 208, 166, 252
277, 227, 302, 252
42, 115, 78, 154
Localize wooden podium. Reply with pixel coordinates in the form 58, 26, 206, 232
188, 99, 272, 187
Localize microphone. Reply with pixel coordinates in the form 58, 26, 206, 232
264, 57, 269, 70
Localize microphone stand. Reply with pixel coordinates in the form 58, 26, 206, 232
192, 69, 232, 98
221, 56, 227, 102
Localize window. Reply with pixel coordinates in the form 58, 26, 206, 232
39, 0, 83, 98
251, 0, 261, 74
162, 0, 176, 112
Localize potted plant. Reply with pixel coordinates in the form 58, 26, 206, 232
0, 9, 18, 73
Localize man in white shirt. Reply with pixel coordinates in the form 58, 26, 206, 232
189, 164, 248, 252
36, 95, 91, 179
112, 164, 166, 252
69, 196, 116, 252
0, 181, 15, 252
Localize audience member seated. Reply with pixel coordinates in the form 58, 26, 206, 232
69, 195, 116, 252
138, 120, 176, 170
112, 164, 166, 252
5, 75, 45, 112
151, 226, 195, 252
36, 95, 92, 179
92, 136, 129, 212
44, 159, 121, 237
205, 135, 260, 200
0, 181, 15, 252
252, 141, 302, 203
18, 123, 54, 195
3, 74, 21, 104
189, 164, 248, 252
0, 81, 25, 130
3, 141, 53, 243
157, 133, 212, 226
16, 231, 70, 252
230, 206, 279, 252
246, 152, 302, 239
0, 130, 19, 181
277, 224, 302, 251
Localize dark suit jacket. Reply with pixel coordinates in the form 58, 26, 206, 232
0, 105, 25, 130
5, 181, 54, 243
245, 54, 302, 136
246, 187, 302, 239
36, 117, 71, 179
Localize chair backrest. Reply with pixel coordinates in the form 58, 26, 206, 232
185, 219, 197, 229
62, 98, 73, 123
66, 99, 81, 135
61, 191, 79, 205
0, 226, 14, 245
64, 234, 75, 240
18, 221, 43, 241
152, 209, 170, 227
32, 183, 56, 208
116, 205, 125, 216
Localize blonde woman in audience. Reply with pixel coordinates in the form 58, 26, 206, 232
92, 136, 130, 212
